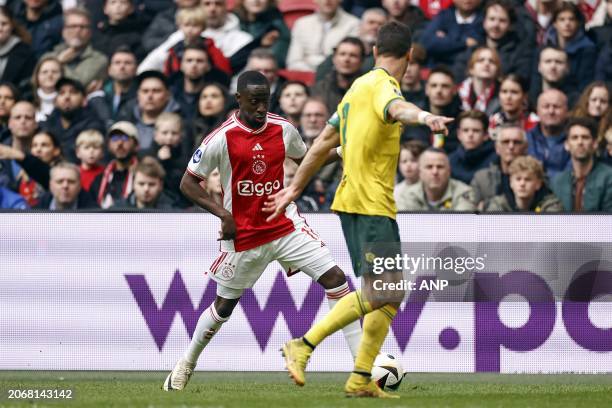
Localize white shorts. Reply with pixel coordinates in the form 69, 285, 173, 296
209, 225, 335, 299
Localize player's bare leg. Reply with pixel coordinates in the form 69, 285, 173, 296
163, 296, 240, 391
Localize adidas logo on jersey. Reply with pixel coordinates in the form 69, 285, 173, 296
252, 143, 263, 151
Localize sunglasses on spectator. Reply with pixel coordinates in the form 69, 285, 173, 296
110, 133, 131, 142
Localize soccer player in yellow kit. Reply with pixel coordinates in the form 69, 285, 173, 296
264, 21, 452, 398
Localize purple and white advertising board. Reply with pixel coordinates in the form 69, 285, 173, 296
1, 213, 611, 372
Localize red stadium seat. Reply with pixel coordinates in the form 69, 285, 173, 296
278, 0, 317, 29
278, 69, 316, 86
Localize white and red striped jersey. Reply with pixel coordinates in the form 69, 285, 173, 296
187, 111, 308, 252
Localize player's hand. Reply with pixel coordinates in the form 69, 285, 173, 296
424, 114, 454, 136
218, 212, 236, 241
263, 186, 299, 222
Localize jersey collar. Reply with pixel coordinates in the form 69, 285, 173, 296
233, 111, 268, 134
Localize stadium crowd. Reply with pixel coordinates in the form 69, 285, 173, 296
0, 0, 611, 212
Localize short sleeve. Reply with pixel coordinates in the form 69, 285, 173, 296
284, 124, 307, 159
372, 77, 404, 123
186, 133, 224, 179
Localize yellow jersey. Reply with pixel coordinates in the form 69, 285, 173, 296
329, 68, 404, 218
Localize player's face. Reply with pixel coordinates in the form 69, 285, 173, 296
31, 133, 60, 164
50, 168, 81, 205
499, 79, 525, 114
425, 73, 455, 108
419, 151, 450, 191
398, 149, 419, 184
495, 128, 526, 164
237, 84, 270, 128
484, 5, 510, 41
134, 172, 163, 206
458, 118, 486, 150
565, 125, 597, 162
587, 86, 609, 118
510, 171, 542, 200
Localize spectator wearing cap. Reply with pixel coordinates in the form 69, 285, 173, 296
485, 155, 563, 212
35, 161, 99, 209
89, 120, 139, 208
312, 37, 364, 116
11, 0, 63, 59
88, 46, 138, 129
526, 88, 571, 180
117, 70, 181, 150
286, 0, 360, 71
551, 116, 612, 211
41, 7, 108, 91
113, 156, 177, 210
170, 44, 231, 120
40, 77, 105, 163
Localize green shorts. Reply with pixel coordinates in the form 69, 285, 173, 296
338, 212, 401, 277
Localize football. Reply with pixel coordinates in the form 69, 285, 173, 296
371, 353, 405, 390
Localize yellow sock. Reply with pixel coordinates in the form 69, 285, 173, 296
304, 290, 372, 347
353, 304, 397, 375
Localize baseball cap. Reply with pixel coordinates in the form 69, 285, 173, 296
55, 77, 86, 94
107, 121, 139, 142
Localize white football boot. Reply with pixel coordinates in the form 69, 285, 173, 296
162, 358, 195, 391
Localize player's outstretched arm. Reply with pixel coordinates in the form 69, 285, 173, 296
263, 124, 340, 221
180, 171, 236, 240
387, 99, 454, 135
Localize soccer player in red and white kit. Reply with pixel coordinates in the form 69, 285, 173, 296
163, 71, 361, 391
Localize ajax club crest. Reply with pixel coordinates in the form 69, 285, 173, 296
252, 143, 266, 175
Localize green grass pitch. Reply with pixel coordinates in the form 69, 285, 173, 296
1, 371, 611, 407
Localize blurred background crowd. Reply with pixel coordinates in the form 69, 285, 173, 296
0, 0, 611, 212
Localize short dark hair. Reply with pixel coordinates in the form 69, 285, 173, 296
553, 1, 584, 26
375, 21, 412, 58
184, 43, 209, 55
409, 43, 427, 66
334, 37, 366, 59
111, 45, 135, 58
484, 0, 517, 24
427, 65, 455, 83
237, 70, 269, 93
457, 110, 489, 130
136, 70, 169, 89
500, 73, 529, 93
566, 116, 598, 140
249, 47, 277, 62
